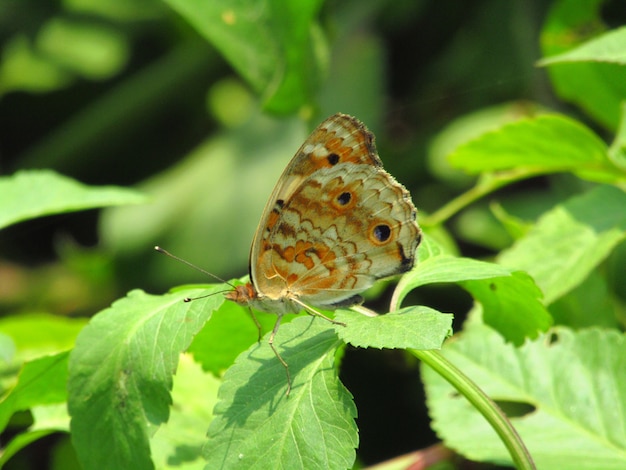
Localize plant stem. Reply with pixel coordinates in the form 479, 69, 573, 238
413, 349, 536, 470
423, 168, 547, 227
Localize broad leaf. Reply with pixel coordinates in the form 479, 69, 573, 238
0, 170, 145, 229
334, 306, 453, 350
540, 1, 626, 128
0, 352, 69, 432
448, 114, 622, 183
188, 299, 282, 376
422, 324, 626, 469
204, 316, 357, 470
498, 185, 626, 305
395, 236, 552, 345
150, 354, 221, 470
462, 272, 551, 345
163, 0, 326, 113
539, 25, 626, 66
68, 287, 221, 470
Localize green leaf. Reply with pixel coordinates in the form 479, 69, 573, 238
0, 313, 87, 361
101, 115, 307, 285
540, 1, 626, 128
407, 233, 504, 285
0, 35, 72, 94
448, 115, 623, 183
416, 233, 453, 261
150, 354, 221, 470
68, 287, 221, 470
0, 404, 71, 467
609, 102, 626, 171
394, 236, 552, 345
0, 333, 15, 363
31, 403, 71, 432
37, 17, 129, 80
428, 102, 544, 186
0, 352, 69, 432
498, 185, 626, 305
0, 429, 59, 467
0, 170, 145, 230
204, 316, 357, 470
188, 300, 281, 376
538, 25, 626, 66
334, 307, 453, 350
549, 271, 619, 329
422, 325, 626, 469
403, 251, 512, 294
490, 201, 534, 240
462, 272, 551, 345
163, 0, 326, 113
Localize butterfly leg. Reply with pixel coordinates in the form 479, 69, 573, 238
268, 314, 292, 395
247, 307, 263, 342
291, 298, 347, 327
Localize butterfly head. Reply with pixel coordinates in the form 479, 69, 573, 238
225, 282, 258, 306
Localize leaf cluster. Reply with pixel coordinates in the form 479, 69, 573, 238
1, 1, 626, 470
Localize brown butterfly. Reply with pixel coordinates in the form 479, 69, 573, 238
226, 113, 421, 393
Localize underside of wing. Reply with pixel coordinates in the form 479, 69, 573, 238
249, 113, 385, 288
254, 161, 421, 309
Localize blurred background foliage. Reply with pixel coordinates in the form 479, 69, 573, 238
1, 0, 625, 467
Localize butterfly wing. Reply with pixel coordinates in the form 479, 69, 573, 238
249, 113, 421, 310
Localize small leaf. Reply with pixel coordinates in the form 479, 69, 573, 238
0, 170, 145, 230
150, 354, 221, 469
398, 235, 511, 302
462, 272, 552, 345
68, 287, 221, 470
538, 25, 626, 66
334, 307, 453, 350
539, 2, 626, 129
498, 185, 626, 305
422, 325, 626, 469
395, 236, 552, 345
448, 115, 623, 183
204, 316, 357, 470
0, 352, 69, 432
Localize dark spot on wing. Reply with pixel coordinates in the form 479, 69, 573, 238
373, 224, 391, 242
327, 153, 340, 165
337, 191, 351, 205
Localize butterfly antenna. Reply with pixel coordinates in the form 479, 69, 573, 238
154, 246, 236, 290
183, 289, 231, 303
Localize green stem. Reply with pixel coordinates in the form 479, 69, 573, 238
400, 167, 546, 468
423, 169, 547, 227
413, 349, 536, 470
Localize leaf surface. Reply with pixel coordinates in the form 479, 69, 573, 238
422, 325, 626, 469
204, 316, 357, 470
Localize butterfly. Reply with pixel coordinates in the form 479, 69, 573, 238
226, 113, 422, 394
